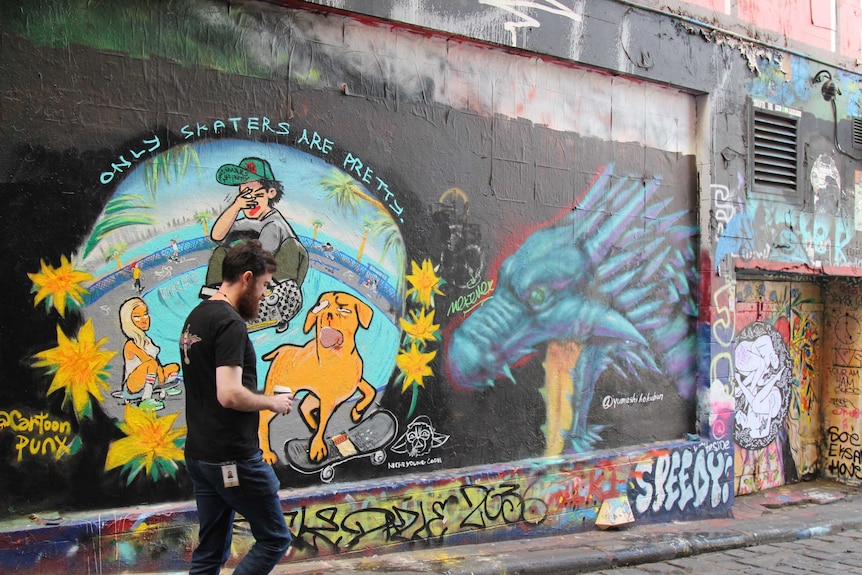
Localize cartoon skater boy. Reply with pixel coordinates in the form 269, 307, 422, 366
203, 157, 308, 330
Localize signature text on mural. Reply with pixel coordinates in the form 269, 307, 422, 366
602, 392, 664, 409
448, 276, 495, 316
0, 410, 76, 461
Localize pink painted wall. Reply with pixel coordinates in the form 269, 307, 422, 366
665, 0, 860, 63
839, 0, 862, 61
738, 0, 833, 53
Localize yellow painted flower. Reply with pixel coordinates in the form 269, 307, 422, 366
396, 342, 437, 392
28, 255, 92, 317
32, 320, 114, 419
399, 308, 440, 346
106, 404, 186, 483
405, 259, 444, 309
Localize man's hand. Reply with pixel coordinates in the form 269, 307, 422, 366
211, 189, 256, 241
269, 391, 293, 416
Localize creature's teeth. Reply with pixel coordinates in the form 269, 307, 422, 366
486, 378, 495, 388
500, 363, 516, 384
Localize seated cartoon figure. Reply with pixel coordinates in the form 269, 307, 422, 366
119, 297, 181, 410
202, 156, 307, 332
734, 333, 784, 440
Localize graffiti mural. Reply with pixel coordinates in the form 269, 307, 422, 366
68, 138, 406, 485
4, 0, 703, 506
117, 296, 182, 411
10, 0, 862, 569
447, 166, 698, 455
732, 321, 791, 450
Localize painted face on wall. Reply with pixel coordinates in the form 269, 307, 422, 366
131, 303, 151, 331
239, 183, 276, 219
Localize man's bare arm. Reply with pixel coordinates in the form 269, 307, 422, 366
216, 365, 292, 414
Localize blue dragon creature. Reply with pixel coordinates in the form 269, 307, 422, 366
446, 164, 698, 454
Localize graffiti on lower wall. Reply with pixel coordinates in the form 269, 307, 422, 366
0, 441, 732, 571
825, 426, 862, 480
630, 442, 733, 518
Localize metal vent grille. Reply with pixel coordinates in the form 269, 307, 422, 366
752, 108, 798, 194
854, 117, 862, 149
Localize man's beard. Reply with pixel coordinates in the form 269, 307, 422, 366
237, 286, 261, 321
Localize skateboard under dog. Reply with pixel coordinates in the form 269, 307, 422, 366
284, 409, 397, 483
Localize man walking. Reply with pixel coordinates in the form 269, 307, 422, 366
179, 239, 294, 575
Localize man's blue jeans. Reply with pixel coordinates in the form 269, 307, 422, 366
186, 453, 292, 575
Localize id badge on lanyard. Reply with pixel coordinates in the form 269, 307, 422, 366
221, 462, 239, 488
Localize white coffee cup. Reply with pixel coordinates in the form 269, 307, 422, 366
273, 385, 292, 395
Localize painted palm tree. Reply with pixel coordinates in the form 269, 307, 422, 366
82, 195, 154, 259
194, 211, 211, 236
320, 169, 406, 301
356, 219, 373, 262
369, 214, 406, 296
320, 169, 386, 215
143, 144, 201, 201
104, 242, 129, 270
311, 219, 324, 241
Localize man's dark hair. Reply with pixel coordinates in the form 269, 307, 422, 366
257, 178, 284, 204
222, 239, 277, 282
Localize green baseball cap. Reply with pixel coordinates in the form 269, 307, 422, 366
216, 157, 276, 185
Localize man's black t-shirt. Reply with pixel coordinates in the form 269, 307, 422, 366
180, 299, 260, 462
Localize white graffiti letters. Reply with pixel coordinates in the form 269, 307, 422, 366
632, 446, 731, 515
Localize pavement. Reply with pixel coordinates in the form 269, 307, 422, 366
259, 478, 862, 575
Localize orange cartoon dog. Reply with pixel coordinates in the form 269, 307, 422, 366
259, 291, 376, 464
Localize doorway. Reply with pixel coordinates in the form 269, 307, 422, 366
733, 278, 823, 495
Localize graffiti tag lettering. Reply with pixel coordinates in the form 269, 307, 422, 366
711, 184, 739, 240
342, 152, 404, 219
826, 426, 862, 479
557, 464, 625, 510
0, 410, 75, 462
285, 481, 548, 554
601, 392, 663, 409
447, 278, 494, 316
630, 446, 732, 515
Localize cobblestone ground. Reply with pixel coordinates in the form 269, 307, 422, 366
593, 529, 862, 574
